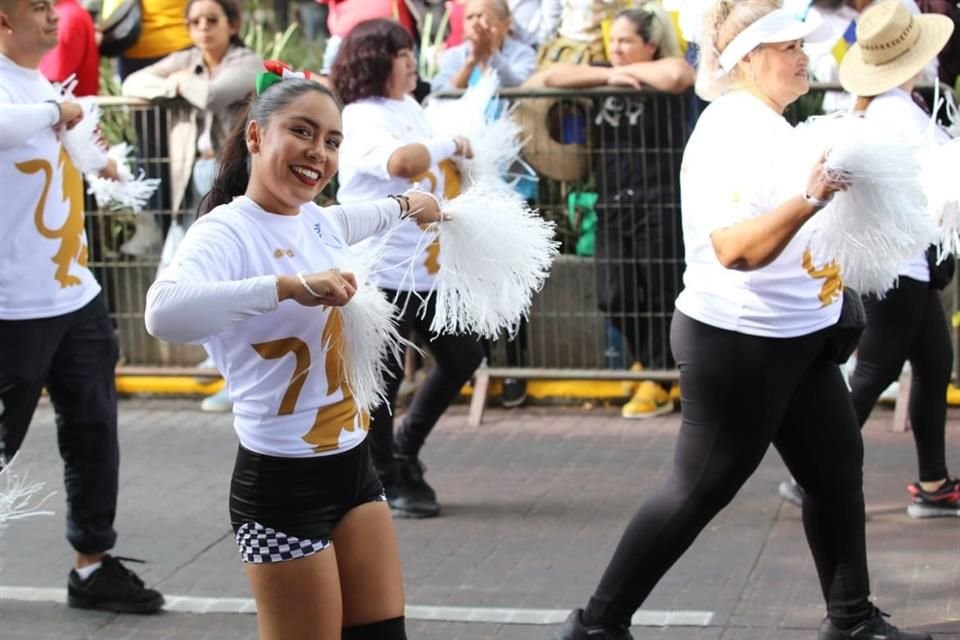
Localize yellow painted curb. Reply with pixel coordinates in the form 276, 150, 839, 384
116, 376, 630, 400
116, 376, 224, 396
116, 377, 960, 406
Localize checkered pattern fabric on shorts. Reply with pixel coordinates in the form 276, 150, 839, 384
235, 521, 331, 564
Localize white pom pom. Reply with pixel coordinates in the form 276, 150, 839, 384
325, 247, 414, 414
921, 138, 960, 257
425, 71, 525, 187
468, 106, 525, 185
426, 70, 501, 142
333, 285, 410, 414
61, 98, 109, 174
85, 144, 161, 213
0, 454, 56, 526
804, 115, 939, 295
429, 182, 559, 337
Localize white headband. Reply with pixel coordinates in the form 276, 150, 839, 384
717, 9, 833, 75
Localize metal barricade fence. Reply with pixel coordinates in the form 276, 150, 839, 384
86, 88, 959, 400
85, 97, 209, 371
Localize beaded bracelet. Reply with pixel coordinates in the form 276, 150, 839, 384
388, 194, 412, 218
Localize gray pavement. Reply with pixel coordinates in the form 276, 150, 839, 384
1, 397, 959, 639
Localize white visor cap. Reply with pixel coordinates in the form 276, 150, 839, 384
718, 9, 834, 74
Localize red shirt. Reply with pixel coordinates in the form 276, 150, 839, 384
319, 0, 415, 39
40, 0, 99, 96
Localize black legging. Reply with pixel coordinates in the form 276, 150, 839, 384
369, 290, 484, 472
585, 311, 872, 629
849, 277, 953, 482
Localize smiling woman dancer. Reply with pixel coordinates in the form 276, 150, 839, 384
553, 2, 933, 640
144, 68, 441, 640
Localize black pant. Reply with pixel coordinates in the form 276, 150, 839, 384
850, 277, 953, 482
369, 290, 484, 473
0, 294, 119, 554
585, 311, 871, 629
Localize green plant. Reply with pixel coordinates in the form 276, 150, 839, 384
242, 20, 323, 71
418, 8, 450, 81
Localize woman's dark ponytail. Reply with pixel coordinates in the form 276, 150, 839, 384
198, 101, 253, 215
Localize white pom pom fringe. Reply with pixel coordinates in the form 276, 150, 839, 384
426, 70, 501, 143
806, 116, 939, 295
425, 71, 525, 187
429, 183, 559, 338
61, 97, 109, 174
468, 107, 525, 186
921, 138, 960, 258
0, 454, 56, 526
85, 143, 161, 213
336, 285, 410, 414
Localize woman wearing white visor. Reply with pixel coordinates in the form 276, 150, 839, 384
553, 2, 931, 640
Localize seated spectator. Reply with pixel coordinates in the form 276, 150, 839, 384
121, 0, 262, 226
39, 0, 99, 96
432, 0, 536, 91
446, 0, 556, 48
542, 3, 694, 420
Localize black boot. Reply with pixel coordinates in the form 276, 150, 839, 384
554, 609, 633, 640
385, 454, 439, 519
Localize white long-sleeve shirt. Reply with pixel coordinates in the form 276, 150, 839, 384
146, 195, 402, 457
0, 53, 100, 320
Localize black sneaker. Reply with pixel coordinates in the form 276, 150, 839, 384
386, 455, 439, 518
67, 555, 164, 614
906, 477, 960, 519
501, 377, 528, 408
555, 608, 633, 640
817, 608, 932, 640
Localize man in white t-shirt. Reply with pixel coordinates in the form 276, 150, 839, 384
0, 0, 163, 613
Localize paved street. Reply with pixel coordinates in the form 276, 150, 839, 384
1, 398, 958, 639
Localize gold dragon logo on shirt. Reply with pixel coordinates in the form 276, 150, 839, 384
411, 158, 462, 275
802, 249, 843, 305
16, 147, 88, 288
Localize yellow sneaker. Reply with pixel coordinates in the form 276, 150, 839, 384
622, 381, 673, 419
621, 362, 644, 397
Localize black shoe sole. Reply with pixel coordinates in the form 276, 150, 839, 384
68, 593, 165, 614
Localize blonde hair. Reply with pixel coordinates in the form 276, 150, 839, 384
615, 3, 683, 60
695, 0, 781, 101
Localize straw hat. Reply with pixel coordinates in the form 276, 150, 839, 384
514, 71, 591, 182
838, 0, 953, 97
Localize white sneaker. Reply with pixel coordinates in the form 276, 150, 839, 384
200, 389, 232, 413
120, 214, 162, 257
878, 381, 900, 404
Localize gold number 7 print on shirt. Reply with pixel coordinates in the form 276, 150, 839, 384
251, 308, 370, 454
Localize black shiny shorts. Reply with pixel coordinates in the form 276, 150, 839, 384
229, 439, 385, 563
